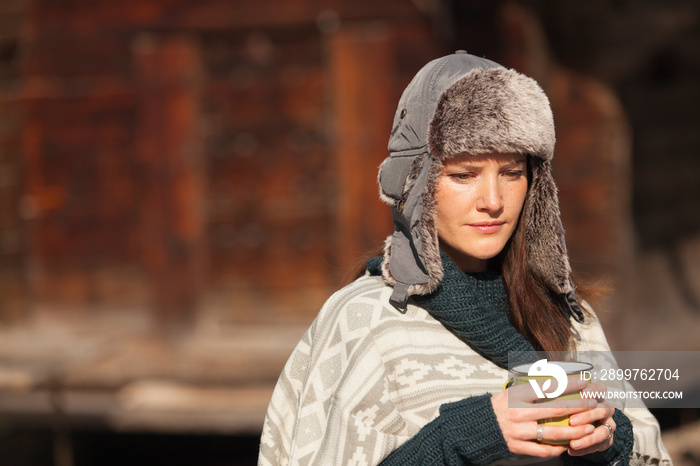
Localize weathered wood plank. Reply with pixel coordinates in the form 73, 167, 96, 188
134, 35, 206, 333
328, 24, 395, 274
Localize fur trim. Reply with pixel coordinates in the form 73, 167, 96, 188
525, 158, 571, 294
377, 157, 399, 205
428, 68, 555, 162
380, 155, 444, 295
416, 157, 445, 293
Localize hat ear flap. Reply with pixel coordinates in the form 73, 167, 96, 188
380, 154, 445, 310
525, 158, 571, 295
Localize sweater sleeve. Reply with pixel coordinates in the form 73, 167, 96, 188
380, 394, 511, 466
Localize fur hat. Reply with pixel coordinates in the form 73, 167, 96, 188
378, 51, 582, 321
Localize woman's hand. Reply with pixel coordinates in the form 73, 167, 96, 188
490, 377, 599, 457
566, 382, 616, 456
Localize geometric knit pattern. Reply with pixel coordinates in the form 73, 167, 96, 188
258, 274, 672, 466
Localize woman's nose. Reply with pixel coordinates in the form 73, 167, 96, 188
476, 177, 504, 213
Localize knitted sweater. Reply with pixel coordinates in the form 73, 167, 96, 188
258, 255, 671, 465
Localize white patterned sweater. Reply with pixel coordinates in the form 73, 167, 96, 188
258, 275, 672, 466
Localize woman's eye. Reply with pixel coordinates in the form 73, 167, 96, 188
504, 170, 524, 179
449, 173, 475, 181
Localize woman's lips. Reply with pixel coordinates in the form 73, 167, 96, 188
468, 221, 505, 234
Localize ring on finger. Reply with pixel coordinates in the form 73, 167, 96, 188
536, 423, 544, 441
602, 423, 613, 440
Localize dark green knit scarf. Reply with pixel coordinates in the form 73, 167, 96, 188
367, 251, 538, 369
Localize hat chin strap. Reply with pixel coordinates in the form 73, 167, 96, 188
387, 155, 433, 311
561, 278, 585, 322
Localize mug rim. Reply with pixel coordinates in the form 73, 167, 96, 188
510, 360, 593, 375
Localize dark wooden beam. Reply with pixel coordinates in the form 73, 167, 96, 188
134, 34, 205, 335
329, 25, 395, 276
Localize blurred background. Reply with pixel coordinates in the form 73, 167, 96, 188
0, 0, 699, 464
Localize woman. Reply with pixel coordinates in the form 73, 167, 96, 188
258, 52, 671, 465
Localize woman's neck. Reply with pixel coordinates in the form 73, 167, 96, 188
438, 242, 489, 273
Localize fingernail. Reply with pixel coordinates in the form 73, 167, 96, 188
570, 441, 579, 449
585, 425, 595, 434
569, 417, 579, 426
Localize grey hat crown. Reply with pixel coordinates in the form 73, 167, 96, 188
380, 53, 501, 202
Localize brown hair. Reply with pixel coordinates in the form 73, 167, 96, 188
498, 156, 597, 353
499, 211, 574, 353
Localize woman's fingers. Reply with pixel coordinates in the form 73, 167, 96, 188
506, 439, 568, 458
491, 384, 616, 458
535, 423, 595, 443
568, 417, 616, 455
509, 376, 590, 404
506, 377, 589, 406
503, 396, 598, 424
569, 401, 615, 427
580, 381, 608, 401
504, 377, 613, 424
502, 420, 594, 442
504, 422, 596, 458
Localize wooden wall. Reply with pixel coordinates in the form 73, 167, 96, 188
0, 0, 29, 323
7, 0, 444, 329
3, 0, 697, 338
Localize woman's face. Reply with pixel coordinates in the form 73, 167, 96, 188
435, 152, 528, 273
